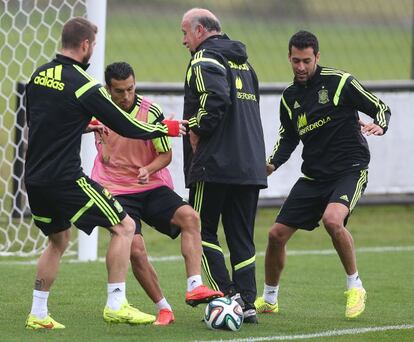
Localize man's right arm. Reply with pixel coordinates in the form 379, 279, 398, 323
267, 97, 300, 174
80, 86, 184, 139
186, 53, 231, 137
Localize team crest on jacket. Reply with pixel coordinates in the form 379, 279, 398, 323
318, 88, 329, 104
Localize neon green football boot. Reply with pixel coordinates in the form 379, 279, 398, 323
103, 301, 155, 324
254, 296, 279, 314
25, 313, 65, 329
344, 287, 367, 319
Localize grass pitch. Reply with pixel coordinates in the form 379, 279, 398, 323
1, 205, 413, 341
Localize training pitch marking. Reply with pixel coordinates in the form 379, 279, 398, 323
195, 324, 414, 342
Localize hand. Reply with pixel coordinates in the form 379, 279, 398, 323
266, 163, 276, 176
137, 167, 149, 184
189, 130, 199, 153
359, 120, 384, 136
86, 120, 109, 136
163, 119, 189, 136
179, 120, 189, 136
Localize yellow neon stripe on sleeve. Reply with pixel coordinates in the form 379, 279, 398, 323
191, 57, 226, 70
200, 93, 208, 107
281, 95, 292, 120
73, 64, 94, 81
195, 65, 205, 92
333, 73, 351, 106
268, 125, 285, 161
75, 80, 99, 98
351, 80, 387, 127
98, 88, 168, 134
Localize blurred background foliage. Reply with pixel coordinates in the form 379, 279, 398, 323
105, 0, 413, 82
0, 0, 413, 256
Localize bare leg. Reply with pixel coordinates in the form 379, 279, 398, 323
171, 205, 202, 277
264, 223, 296, 286
322, 203, 356, 275
34, 229, 70, 291
106, 215, 135, 283
130, 234, 163, 303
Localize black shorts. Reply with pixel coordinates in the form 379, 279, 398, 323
26, 176, 126, 236
276, 169, 368, 231
115, 186, 187, 239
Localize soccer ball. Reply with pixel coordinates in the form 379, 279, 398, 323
204, 297, 243, 331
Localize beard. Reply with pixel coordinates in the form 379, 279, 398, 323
82, 46, 94, 64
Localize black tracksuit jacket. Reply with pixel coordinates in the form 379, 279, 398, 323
183, 35, 267, 188
268, 65, 391, 180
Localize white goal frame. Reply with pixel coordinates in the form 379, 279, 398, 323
78, 0, 107, 261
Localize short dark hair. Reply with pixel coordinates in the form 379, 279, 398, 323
61, 17, 97, 49
105, 62, 135, 87
289, 30, 319, 55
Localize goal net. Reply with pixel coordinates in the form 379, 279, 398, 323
0, 0, 88, 257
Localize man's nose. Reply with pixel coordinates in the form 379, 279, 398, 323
296, 63, 306, 72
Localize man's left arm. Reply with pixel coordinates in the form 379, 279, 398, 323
345, 77, 391, 135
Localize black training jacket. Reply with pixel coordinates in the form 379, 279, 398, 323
183, 35, 267, 188
268, 65, 391, 180
25, 54, 170, 185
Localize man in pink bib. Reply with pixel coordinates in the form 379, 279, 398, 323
91, 62, 222, 325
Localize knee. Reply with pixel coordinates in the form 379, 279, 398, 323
117, 215, 136, 237
130, 238, 147, 266
175, 206, 200, 232
49, 230, 70, 254
268, 225, 287, 246
322, 214, 343, 237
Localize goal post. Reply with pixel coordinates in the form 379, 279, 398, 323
78, 0, 107, 261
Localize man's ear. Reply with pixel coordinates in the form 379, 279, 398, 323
195, 24, 204, 38
315, 51, 321, 64
80, 39, 89, 53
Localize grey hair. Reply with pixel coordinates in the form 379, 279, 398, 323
191, 15, 221, 32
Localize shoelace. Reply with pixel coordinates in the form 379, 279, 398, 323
346, 291, 361, 307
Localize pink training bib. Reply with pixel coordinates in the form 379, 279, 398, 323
91, 97, 173, 195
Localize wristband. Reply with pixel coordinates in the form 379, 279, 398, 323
89, 119, 101, 126
162, 119, 180, 137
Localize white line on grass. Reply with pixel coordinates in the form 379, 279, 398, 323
2, 245, 414, 265
142, 245, 414, 262
195, 324, 414, 342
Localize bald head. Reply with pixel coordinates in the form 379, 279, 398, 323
181, 8, 221, 52
183, 8, 221, 32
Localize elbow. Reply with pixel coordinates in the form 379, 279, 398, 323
164, 151, 173, 164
